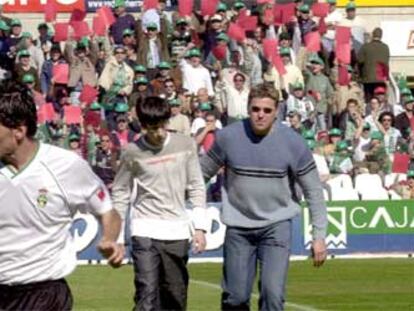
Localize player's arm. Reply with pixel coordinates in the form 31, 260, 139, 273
199, 134, 226, 182
186, 141, 209, 253
294, 146, 328, 267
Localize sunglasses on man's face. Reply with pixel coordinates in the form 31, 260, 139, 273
250, 106, 274, 114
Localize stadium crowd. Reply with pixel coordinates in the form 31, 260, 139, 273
0, 0, 413, 199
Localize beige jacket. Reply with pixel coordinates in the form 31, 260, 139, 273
98, 57, 134, 95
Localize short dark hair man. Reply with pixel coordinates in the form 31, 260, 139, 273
201, 83, 327, 310
0, 82, 124, 310
112, 96, 209, 310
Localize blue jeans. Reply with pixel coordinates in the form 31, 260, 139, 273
221, 220, 292, 311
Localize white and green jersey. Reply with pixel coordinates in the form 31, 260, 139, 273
0, 143, 112, 285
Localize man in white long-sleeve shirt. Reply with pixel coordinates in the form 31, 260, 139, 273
112, 96, 209, 311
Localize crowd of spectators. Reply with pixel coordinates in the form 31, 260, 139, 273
0, 0, 413, 199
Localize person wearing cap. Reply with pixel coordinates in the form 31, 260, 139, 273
170, 18, 194, 58
391, 170, 414, 199
353, 121, 372, 163
357, 27, 390, 99
306, 54, 334, 131
216, 2, 229, 21
370, 85, 397, 115
99, 45, 134, 99
264, 46, 303, 95
200, 14, 225, 59
14, 49, 41, 92
40, 45, 65, 94
278, 32, 296, 64
332, 64, 364, 119
128, 76, 153, 110
8, 18, 23, 46
180, 48, 214, 96
133, 64, 147, 79
150, 61, 175, 95
167, 98, 191, 136
67, 133, 83, 156
122, 28, 136, 47
297, 4, 317, 44
357, 130, 391, 175
319, 128, 343, 161
329, 140, 353, 174
136, 17, 170, 80
200, 83, 327, 310
339, 1, 367, 53
64, 37, 99, 88
205, 32, 231, 72
285, 81, 315, 128
322, 0, 343, 54
22, 73, 46, 108
395, 95, 414, 141
110, 113, 139, 151
109, 0, 135, 45
191, 101, 222, 135
0, 4, 12, 27
19, 31, 45, 76
36, 23, 52, 48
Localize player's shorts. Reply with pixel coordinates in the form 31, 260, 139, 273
0, 278, 73, 311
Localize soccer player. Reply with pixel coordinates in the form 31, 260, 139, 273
0, 82, 124, 311
200, 83, 328, 311
112, 96, 209, 311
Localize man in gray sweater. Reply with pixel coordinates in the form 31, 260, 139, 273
112, 97, 209, 311
200, 84, 328, 311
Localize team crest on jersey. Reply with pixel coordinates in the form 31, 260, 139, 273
37, 188, 48, 208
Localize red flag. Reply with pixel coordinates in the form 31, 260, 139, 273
237, 13, 258, 31
263, 8, 274, 26
338, 65, 350, 86
212, 45, 227, 61
262, 38, 278, 61
227, 23, 246, 43
318, 17, 327, 35
93, 16, 106, 36
335, 26, 351, 44
304, 31, 321, 52
97, 6, 116, 27
44, 2, 57, 22
69, 8, 86, 25
64, 106, 82, 125
201, 0, 219, 17
336, 43, 351, 64
71, 21, 91, 39
53, 23, 69, 42
274, 3, 296, 25
143, 0, 159, 10
52, 63, 69, 84
272, 54, 286, 75
392, 153, 410, 173
178, 0, 193, 17
79, 85, 98, 104
376, 62, 389, 81
312, 3, 329, 18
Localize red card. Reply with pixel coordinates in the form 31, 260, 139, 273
71, 21, 91, 39
227, 23, 246, 43
263, 8, 274, 26
97, 6, 116, 27
143, 0, 159, 10
84, 111, 102, 128
37, 103, 56, 123
258, 0, 273, 3
312, 3, 329, 18
304, 31, 321, 52
64, 106, 82, 125
178, 0, 193, 17
272, 54, 286, 75
93, 16, 106, 36
376, 62, 389, 81
53, 23, 69, 42
338, 65, 350, 86
212, 45, 227, 61
336, 43, 351, 64
318, 17, 327, 35
201, 0, 218, 17
392, 153, 410, 173
70, 8, 86, 24
52, 63, 69, 84
44, 2, 57, 22
237, 15, 257, 31
79, 85, 98, 104
263, 38, 278, 61
335, 26, 351, 45
274, 3, 295, 25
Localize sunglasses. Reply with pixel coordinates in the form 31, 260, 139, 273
115, 50, 125, 54
251, 106, 274, 114
234, 79, 244, 82
382, 118, 392, 122
165, 84, 175, 88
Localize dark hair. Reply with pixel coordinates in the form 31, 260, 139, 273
248, 83, 279, 108
163, 78, 175, 87
0, 81, 37, 138
136, 96, 171, 127
378, 111, 395, 126
233, 73, 246, 82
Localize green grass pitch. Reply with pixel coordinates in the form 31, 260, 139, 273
68, 258, 414, 311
